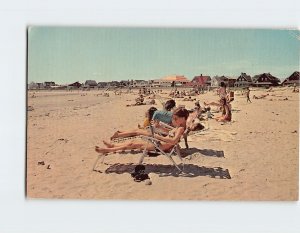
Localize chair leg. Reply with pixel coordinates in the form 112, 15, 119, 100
93, 154, 106, 172
175, 146, 185, 172
166, 155, 183, 172
138, 147, 148, 164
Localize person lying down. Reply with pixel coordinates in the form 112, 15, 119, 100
95, 108, 189, 154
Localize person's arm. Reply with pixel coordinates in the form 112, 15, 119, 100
154, 127, 185, 144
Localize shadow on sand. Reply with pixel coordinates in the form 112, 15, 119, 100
105, 163, 231, 179
180, 147, 225, 158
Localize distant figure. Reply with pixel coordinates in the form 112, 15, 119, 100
218, 82, 227, 98
215, 97, 232, 122
246, 87, 251, 103
253, 94, 269, 99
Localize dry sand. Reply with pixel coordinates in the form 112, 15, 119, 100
26, 87, 299, 200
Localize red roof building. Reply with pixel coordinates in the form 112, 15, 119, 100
192, 74, 211, 86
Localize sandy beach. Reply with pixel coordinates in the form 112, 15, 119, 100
26, 87, 299, 200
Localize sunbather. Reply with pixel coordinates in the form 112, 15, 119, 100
95, 108, 189, 154
253, 94, 269, 99
110, 106, 202, 141
215, 97, 232, 122
138, 107, 158, 129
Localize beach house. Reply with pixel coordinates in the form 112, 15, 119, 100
44, 81, 56, 89
252, 73, 281, 87
211, 76, 228, 87
68, 81, 82, 88
281, 71, 300, 86
84, 80, 98, 88
235, 73, 252, 87
192, 74, 211, 87
156, 75, 190, 87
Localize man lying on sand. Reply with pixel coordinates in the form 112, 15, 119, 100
253, 94, 269, 99
95, 108, 189, 154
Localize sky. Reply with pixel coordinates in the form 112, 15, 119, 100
28, 27, 299, 84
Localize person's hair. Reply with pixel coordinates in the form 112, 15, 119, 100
206, 106, 211, 111
173, 107, 189, 120
147, 107, 157, 120
164, 99, 176, 111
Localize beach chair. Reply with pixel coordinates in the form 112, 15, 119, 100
93, 125, 186, 173
138, 125, 185, 172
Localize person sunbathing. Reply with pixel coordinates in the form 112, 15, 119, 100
253, 93, 269, 99
138, 107, 158, 129
215, 97, 232, 122
95, 108, 189, 154
110, 106, 202, 141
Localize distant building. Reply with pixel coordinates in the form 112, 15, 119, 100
281, 71, 300, 86
68, 81, 82, 88
28, 82, 39, 90
252, 73, 281, 86
84, 80, 98, 88
192, 74, 211, 86
153, 75, 190, 87
235, 73, 252, 87
97, 82, 108, 88
211, 76, 228, 87
44, 81, 56, 88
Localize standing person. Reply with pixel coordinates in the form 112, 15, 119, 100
246, 87, 251, 103
218, 82, 227, 98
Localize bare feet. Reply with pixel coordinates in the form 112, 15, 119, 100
103, 140, 114, 148
95, 146, 109, 154
110, 131, 121, 140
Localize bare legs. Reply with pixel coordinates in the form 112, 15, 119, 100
110, 129, 149, 140
95, 139, 155, 154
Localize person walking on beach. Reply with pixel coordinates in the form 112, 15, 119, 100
246, 87, 251, 103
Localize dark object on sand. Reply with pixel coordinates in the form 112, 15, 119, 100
37, 161, 45, 165
131, 165, 150, 182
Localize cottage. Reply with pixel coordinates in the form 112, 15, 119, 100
211, 76, 228, 87
252, 73, 280, 87
235, 73, 252, 87
97, 82, 108, 88
192, 74, 211, 87
281, 71, 299, 86
28, 82, 39, 90
44, 81, 56, 88
68, 81, 82, 88
84, 80, 98, 88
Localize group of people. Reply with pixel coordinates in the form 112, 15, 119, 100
95, 101, 191, 155
95, 84, 233, 156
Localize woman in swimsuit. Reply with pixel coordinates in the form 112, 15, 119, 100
215, 97, 231, 122
95, 108, 189, 154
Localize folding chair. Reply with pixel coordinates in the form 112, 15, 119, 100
138, 125, 185, 172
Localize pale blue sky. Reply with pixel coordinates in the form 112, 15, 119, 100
28, 27, 299, 83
